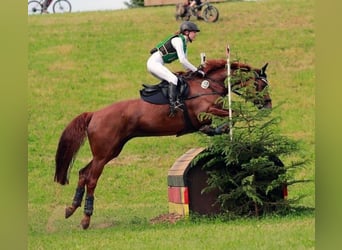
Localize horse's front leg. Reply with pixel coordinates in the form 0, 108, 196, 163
65, 162, 91, 219
207, 106, 230, 117
199, 107, 232, 136
199, 123, 230, 136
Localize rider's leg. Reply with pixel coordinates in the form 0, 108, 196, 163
196, 6, 203, 20
168, 83, 178, 117
196, 12, 204, 20
147, 55, 180, 116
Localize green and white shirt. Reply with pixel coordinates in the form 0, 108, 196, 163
154, 34, 197, 72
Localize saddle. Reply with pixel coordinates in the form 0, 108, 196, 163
140, 78, 189, 105
140, 77, 196, 135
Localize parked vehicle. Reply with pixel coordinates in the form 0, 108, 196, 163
175, 0, 219, 22
28, 0, 71, 15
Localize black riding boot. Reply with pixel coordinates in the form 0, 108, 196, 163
168, 83, 178, 117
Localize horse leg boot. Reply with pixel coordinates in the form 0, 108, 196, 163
81, 195, 94, 229
80, 160, 106, 229
168, 83, 178, 117
64, 162, 96, 229
65, 186, 85, 218
65, 163, 90, 218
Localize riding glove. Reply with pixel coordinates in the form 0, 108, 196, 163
196, 69, 206, 78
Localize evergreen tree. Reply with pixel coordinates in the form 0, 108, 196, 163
194, 70, 310, 217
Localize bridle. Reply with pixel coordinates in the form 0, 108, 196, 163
183, 64, 272, 108
252, 71, 272, 107
231, 71, 269, 96
230, 70, 272, 108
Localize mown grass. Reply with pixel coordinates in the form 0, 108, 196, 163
28, 0, 314, 249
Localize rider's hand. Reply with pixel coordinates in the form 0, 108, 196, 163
196, 69, 206, 78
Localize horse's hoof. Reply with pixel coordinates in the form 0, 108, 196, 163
65, 206, 74, 219
81, 218, 90, 229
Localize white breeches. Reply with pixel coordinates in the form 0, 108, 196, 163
147, 52, 178, 85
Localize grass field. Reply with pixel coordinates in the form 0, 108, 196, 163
28, 0, 315, 248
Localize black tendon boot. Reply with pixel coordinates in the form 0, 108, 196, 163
168, 83, 178, 117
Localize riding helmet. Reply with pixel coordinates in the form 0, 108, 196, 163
180, 21, 200, 33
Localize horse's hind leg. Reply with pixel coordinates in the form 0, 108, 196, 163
80, 158, 107, 229
65, 161, 92, 219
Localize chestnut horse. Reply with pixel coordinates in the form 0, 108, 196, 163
54, 59, 271, 229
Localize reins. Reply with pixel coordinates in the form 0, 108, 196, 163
186, 91, 220, 100
183, 72, 227, 100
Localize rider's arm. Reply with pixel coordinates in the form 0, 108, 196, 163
171, 37, 197, 72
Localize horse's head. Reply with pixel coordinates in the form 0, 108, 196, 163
252, 63, 272, 108
230, 62, 272, 109
182, 59, 272, 109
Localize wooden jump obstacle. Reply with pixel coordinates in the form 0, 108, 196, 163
167, 147, 221, 217
167, 148, 288, 217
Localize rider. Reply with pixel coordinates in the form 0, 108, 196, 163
190, 0, 204, 20
147, 21, 205, 117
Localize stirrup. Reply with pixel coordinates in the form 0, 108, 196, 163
174, 100, 184, 109
169, 104, 177, 117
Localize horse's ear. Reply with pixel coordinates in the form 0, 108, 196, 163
261, 63, 269, 73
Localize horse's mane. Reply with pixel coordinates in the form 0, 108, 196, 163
175, 59, 227, 77
201, 59, 255, 73
202, 59, 227, 74
176, 59, 255, 77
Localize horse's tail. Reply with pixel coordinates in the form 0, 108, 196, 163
54, 112, 93, 185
